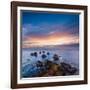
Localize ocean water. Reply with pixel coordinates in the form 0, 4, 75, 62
21, 45, 79, 77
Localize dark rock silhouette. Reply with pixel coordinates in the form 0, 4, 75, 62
41, 54, 47, 59
53, 54, 59, 61
42, 51, 45, 53
39, 51, 41, 54
36, 61, 43, 67
33, 52, 38, 57
30, 53, 34, 56
47, 52, 50, 55
60, 62, 77, 75
30, 52, 38, 57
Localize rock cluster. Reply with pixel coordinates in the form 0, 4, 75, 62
22, 51, 78, 78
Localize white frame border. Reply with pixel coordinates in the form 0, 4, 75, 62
17, 6, 84, 84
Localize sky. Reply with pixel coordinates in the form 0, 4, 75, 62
21, 10, 79, 48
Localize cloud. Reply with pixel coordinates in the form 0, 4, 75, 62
21, 20, 79, 48
22, 31, 79, 48
22, 21, 79, 38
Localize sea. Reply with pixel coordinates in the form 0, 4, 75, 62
21, 44, 79, 77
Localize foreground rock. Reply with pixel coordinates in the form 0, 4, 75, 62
22, 60, 78, 78
38, 61, 77, 77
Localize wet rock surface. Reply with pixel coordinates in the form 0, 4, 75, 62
22, 51, 78, 78
22, 60, 78, 78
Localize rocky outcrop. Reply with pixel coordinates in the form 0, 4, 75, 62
38, 61, 77, 77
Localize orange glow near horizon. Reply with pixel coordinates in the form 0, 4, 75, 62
22, 33, 79, 48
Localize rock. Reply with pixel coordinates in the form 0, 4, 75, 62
41, 54, 47, 59
33, 52, 38, 57
36, 61, 43, 67
53, 54, 59, 61
60, 62, 77, 75
47, 52, 50, 55
30, 53, 34, 56
42, 51, 45, 53
39, 51, 41, 54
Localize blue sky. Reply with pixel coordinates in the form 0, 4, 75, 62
21, 10, 79, 48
